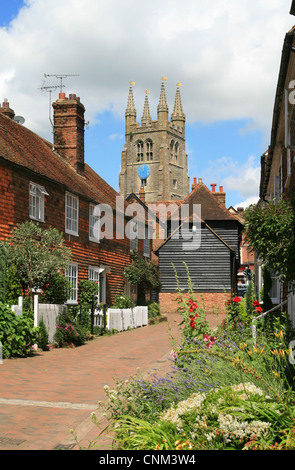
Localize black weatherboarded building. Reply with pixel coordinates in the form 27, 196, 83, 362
155, 179, 243, 314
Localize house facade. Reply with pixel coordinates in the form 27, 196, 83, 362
0, 94, 149, 306
259, 7, 295, 321
155, 178, 242, 314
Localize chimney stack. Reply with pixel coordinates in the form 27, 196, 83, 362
139, 184, 146, 204
192, 177, 203, 191
52, 93, 85, 175
214, 185, 226, 206
0, 99, 15, 120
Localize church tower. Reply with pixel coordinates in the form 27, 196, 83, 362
119, 79, 190, 203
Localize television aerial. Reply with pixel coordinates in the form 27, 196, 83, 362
13, 115, 25, 125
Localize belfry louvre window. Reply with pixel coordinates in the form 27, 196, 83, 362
65, 192, 79, 236
146, 140, 153, 161
29, 182, 48, 222
137, 141, 144, 161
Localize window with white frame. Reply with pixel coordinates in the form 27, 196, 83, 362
29, 182, 48, 222
66, 263, 78, 303
88, 266, 100, 302
65, 192, 79, 236
89, 203, 100, 242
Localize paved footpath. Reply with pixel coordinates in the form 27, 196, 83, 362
0, 313, 224, 451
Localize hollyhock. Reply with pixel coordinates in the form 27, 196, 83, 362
203, 334, 217, 348
253, 300, 260, 307
256, 306, 263, 314
232, 297, 241, 303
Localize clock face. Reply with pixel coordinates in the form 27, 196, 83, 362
137, 164, 151, 180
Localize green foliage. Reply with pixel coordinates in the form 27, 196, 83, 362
112, 294, 135, 309
0, 302, 39, 358
37, 319, 49, 351
147, 302, 160, 318
78, 279, 99, 305
245, 276, 256, 319
244, 199, 295, 287
0, 241, 22, 305
124, 252, 161, 304
39, 273, 71, 304
5, 221, 72, 298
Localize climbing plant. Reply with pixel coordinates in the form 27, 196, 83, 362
124, 252, 161, 304
244, 198, 295, 289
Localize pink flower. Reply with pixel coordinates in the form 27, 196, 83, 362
170, 350, 177, 360
203, 334, 216, 349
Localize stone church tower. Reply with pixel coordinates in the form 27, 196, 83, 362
119, 80, 190, 203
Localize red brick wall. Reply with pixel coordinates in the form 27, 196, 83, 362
159, 291, 231, 314
0, 161, 135, 305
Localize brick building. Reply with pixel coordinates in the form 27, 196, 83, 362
259, 3, 295, 320
0, 93, 150, 306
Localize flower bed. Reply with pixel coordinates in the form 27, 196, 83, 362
74, 265, 295, 451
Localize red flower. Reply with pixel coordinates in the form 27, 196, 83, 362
189, 302, 198, 313
232, 297, 241, 303
253, 300, 260, 307
188, 298, 193, 305
189, 313, 198, 329
256, 306, 263, 313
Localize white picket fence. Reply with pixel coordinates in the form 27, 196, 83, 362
11, 297, 149, 341
94, 306, 148, 332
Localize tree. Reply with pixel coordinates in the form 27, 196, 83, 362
244, 198, 295, 290
124, 252, 161, 305
6, 221, 72, 308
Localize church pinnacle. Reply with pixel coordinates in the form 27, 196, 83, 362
171, 84, 185, 121
141, 91, 152, 126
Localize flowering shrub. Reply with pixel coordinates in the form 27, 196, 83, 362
53, 310, 87, 348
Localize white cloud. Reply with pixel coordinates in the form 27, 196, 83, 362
202, 154, 261, 205
0, 0, 292, 142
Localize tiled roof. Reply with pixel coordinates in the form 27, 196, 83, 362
0, 112, 123, 210
181, 183, 239, 222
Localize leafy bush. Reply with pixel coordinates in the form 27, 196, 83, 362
78, 279, 99, 305
147, 302, 160, 318
39, 273, 71, 304
112, 294, 135, 309
0, 302, 39, 358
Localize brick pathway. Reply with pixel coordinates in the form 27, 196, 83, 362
0, 312, 224, 450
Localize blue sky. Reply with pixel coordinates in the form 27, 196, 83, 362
0, 0, 293, 208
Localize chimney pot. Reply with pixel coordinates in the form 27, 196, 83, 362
211, 184, 216, 192
59, 92, 66, 100
219, 186, 223, 192
198, 177, 202, 184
